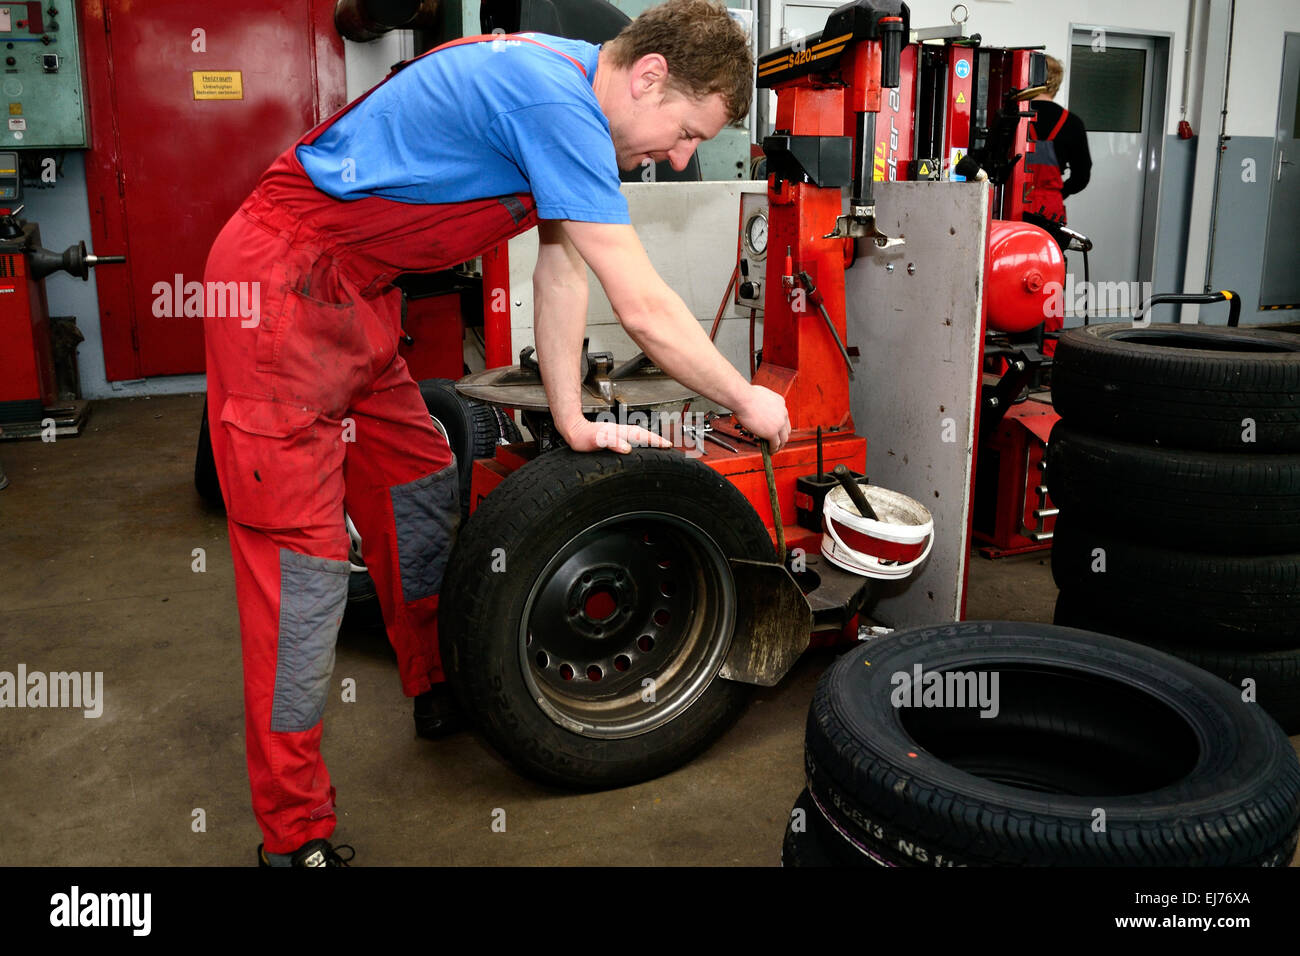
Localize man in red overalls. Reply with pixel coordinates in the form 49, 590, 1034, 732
204, 0, 790, 866
1022, 55, 1091, 356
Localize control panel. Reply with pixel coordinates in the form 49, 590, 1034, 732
0, 149, 18, 201
735, 191, 767, 313
0, 1, 86, 148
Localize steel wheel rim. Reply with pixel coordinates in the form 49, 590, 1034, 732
518, 510, 736, 739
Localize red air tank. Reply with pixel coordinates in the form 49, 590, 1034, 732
984, 219, 1065, 333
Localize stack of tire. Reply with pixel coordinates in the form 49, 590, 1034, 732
1046, 323, 1300, 734
782, 622, 1300, 866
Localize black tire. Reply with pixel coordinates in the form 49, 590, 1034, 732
805, 622, 1300, 866
1050, 515, 1300, 646
1054, 590, 1300, 734
439, 448, 771, 789
194, 398, 224, 510
1046, 422, 1300, 554
1052, 323, 1300, 452
782, 789, 842, 867
418, 378, 511, 521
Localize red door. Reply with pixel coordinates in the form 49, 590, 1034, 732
83, 0, 345, 380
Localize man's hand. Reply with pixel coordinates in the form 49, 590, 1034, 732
733, 384, 791, 451
563, 418, 674, 454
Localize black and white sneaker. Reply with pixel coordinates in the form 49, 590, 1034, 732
258, 838, 355, 867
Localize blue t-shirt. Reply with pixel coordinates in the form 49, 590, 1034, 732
295, 34, 630, 224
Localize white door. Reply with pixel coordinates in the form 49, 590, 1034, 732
1064, 31, 1168, 319
1261, 33, 1300, 308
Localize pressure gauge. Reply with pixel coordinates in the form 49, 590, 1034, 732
743, 210, 768, 260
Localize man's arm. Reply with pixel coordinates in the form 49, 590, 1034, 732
532, 220, 672, 452
557, 219, 790, 449
1061, 114, 1092, 197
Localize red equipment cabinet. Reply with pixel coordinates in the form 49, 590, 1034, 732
81, 0, 346, 381
972, 400, 1058, 557
0, 227, 55, 420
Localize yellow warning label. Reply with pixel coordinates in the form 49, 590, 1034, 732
192, 71, 244, 100
7, 103, 19, 116
956, 91, 967, 104
918, 162, 930, 176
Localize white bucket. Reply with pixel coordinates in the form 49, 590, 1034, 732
820, 484, 934, 580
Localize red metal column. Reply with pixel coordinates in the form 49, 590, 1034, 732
481, 242, 513, 370
756, 82, 853, 435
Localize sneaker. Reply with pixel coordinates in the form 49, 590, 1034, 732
257, 838, 355, 867
414, 683, 465, 739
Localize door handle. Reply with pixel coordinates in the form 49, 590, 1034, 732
1281, 147, 1294, 181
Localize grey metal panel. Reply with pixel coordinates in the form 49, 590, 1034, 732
1207, 135, 1276, 324
1260, 32, 1300, 308
844, 181, 988, 627
1149, 134, 1198, 313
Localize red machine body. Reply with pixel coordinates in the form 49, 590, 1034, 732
0, 230, 56, 421
469, 4, 1063, 588
972, 399, 1058, 556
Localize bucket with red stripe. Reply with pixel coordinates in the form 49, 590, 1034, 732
820, 484, 934, 579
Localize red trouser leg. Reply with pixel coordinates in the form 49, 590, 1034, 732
204, 201, 463, 851
204, 211, 363, 853
343, 355, 455, 695
203, 170, 538, 851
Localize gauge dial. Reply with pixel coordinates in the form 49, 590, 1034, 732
744, 210, 769, 260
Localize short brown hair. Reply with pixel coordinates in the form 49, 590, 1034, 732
1043, 55, 1064, 97
606, 0, 753, 124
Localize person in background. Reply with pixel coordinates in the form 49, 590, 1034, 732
1023, 54, 1091, 250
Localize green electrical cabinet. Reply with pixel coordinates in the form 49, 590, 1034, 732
0, 0, 87, 149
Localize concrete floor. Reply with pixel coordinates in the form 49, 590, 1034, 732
1, 392, 1295, 866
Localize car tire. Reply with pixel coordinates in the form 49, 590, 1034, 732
1051, 323, 1300, 452
1049, 515, 1300, 646
804, 622, 1300, 866
1045, 422, 1300, 554
439, 448, 771, 789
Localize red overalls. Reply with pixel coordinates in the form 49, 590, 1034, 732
203, 34, 582, 853
1025, 107, 1071, 226
1023, 107, 1071, 356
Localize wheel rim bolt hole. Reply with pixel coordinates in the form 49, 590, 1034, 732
559, 663, 574, 681
637, 635, 655, 653
614, 654, 631, 672
653, 609, 671, 628
587, 665, 603, 682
